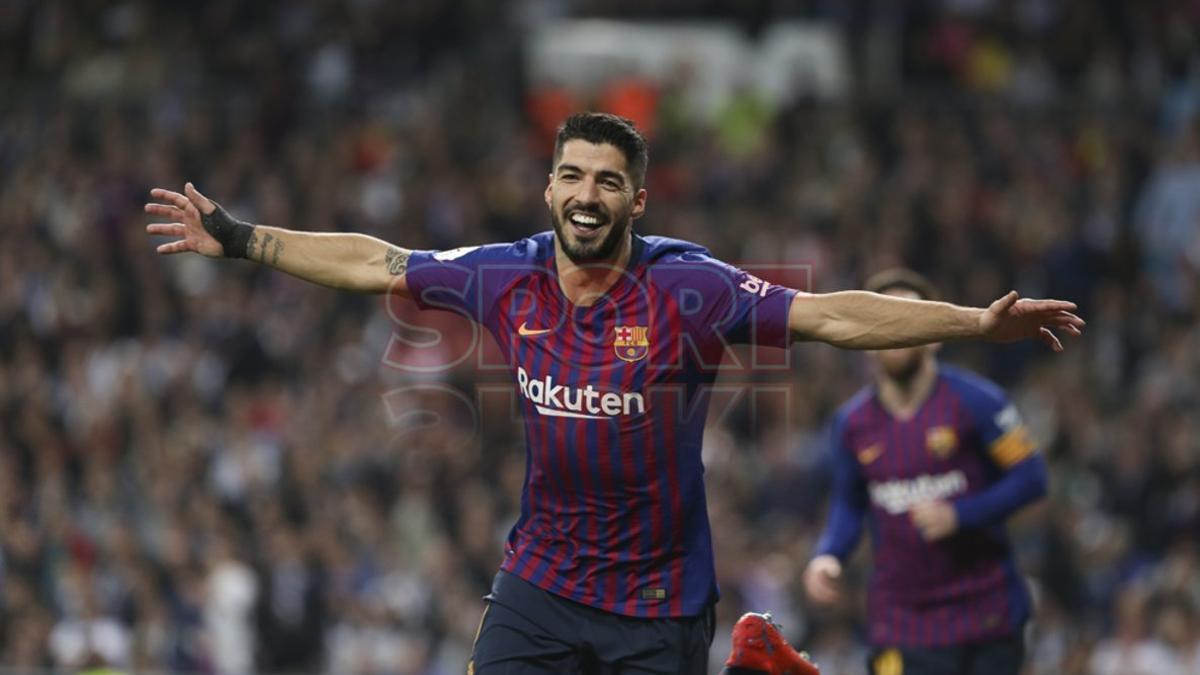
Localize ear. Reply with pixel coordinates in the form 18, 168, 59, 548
631, 187, 648, 220
544, 173, 554, 209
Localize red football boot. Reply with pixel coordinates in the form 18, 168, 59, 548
722, 612, 820, 675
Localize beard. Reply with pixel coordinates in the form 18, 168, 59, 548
551, 203, 632, 264
878, 350, 927, 385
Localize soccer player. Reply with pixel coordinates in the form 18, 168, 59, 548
145, 113, 1081, 674
802, 269, 1050, 675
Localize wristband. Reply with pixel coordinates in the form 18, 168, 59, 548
200, 201, 256, 259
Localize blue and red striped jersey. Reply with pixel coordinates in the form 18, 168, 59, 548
405, 232, 796, 617
816, 365, 1047, 648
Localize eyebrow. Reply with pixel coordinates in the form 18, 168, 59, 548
556, 164, 627, 185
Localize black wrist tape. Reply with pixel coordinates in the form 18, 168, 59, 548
200, 201, 256, 259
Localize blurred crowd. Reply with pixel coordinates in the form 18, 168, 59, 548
2, 1, 1199, 674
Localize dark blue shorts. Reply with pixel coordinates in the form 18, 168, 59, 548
867, 634, 1025, 675
468, 571, 715, 674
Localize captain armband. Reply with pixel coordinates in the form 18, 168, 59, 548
988, 427, 1036, 468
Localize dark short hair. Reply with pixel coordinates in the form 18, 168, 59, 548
864, 268, 939, 302
553, 112, 649, 189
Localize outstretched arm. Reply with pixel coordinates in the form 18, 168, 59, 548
788, 290, 1084, 351
145, 183, 411, 296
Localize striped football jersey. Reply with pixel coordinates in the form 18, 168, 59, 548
405, 232, 796, 617
816, 365, 1047, 647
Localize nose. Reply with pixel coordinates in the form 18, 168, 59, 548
576, 176, 601, 203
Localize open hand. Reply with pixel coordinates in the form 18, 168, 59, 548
980, 291, 1085, 352
144, 182, 222, 257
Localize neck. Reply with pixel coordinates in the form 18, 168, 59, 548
554, 232, 633, 307
877, 358, 938, 419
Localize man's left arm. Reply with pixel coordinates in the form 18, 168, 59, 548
912, 378, 1049, 541
952, 455, 1048, 531
911, 454, 1047, 542
788, 290, 1084, 351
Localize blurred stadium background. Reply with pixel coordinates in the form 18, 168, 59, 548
2, 1, 1199, 674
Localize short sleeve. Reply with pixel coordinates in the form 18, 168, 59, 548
405, 242, 539, 325
947, 370, 1038, 469
661, 253, 797, 350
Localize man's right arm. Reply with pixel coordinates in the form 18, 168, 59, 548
236, 225, 412, 295
814, 438, 867, 562
145, 183, 412, 296
804, 414, 867, 605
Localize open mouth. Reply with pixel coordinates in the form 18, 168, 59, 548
567, 210, 606, 238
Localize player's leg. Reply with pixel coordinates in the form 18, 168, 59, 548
587, 604, 714, 674
963, 634, 1024, 675
469, 600, 581, 673
468, 572, 584, 674
867, 646, 962, 675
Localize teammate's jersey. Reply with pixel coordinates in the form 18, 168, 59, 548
405, 232, 796, 618
815, 365, 1047, 648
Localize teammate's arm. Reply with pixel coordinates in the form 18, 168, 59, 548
912, 457, 1048, 542
953, 398, 1048, 531
788, 290, 1084, 351
145, 183, 412, 296
914, 380, 1049, 541
953, 455, 1048, 529
804, 417, 867, 605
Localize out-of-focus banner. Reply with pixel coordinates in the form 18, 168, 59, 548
525, 20, 849, 118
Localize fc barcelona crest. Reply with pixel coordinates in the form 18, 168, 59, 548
926, 426, 958, 459
614, 325, 650, 362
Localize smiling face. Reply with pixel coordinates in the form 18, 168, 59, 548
545, 139, 647, 264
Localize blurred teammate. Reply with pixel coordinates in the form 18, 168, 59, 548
802, 269, 1050, 675
145, 113, 1080, 673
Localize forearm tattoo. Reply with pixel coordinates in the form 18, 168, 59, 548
385, 247, 410, 276
242, 230, 285, 265
258, 232, 276, 264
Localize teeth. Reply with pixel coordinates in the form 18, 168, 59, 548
570, 212, 601, 226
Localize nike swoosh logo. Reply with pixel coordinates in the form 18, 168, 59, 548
518, 321, 553, 337
857, 443, 883, 465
